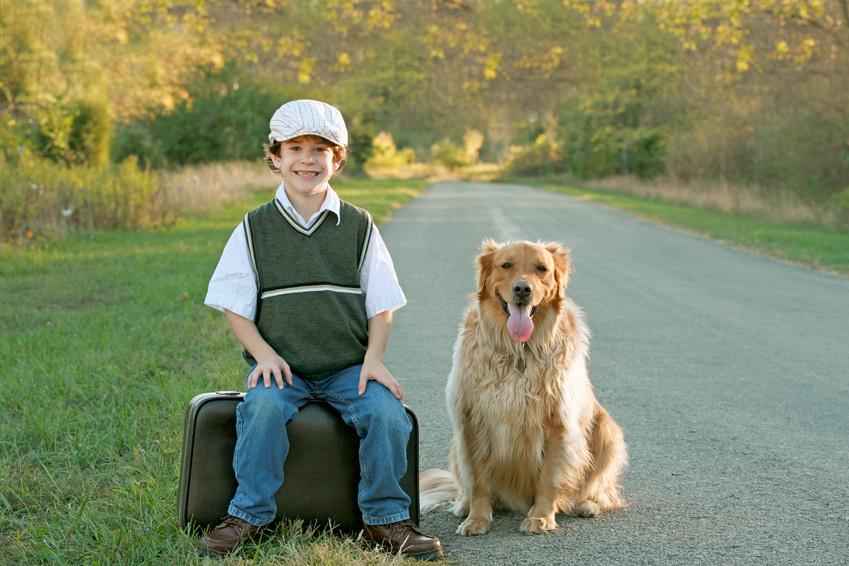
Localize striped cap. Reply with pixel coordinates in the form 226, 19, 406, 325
268, 99, 348, 147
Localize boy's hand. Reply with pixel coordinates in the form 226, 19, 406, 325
359, 356, 403, 401
248, 354, 293, 389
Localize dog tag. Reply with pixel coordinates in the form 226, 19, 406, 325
516, 357, 526, 373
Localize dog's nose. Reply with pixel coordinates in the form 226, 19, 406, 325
513, 281, 531, 299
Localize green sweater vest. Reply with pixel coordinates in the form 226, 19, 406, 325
243, 198, 373, 380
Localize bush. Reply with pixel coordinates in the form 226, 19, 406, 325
364, 132, 415, 170
112, 74, 297, 167
502, 134, 568, 177
111, 124, 165, 170
431, 138, 471, 170
68, 100, 111, 168
0, 157, 163, 241
833, 186, 849, 226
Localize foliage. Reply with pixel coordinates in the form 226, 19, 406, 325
0, 157, 163, 240
503, 133, 568, 177
2, 0, 849, 205
364, 132, 416, 171
68, 99, 111, 168
431, 138, 472, 170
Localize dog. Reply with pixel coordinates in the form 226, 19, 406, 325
420, 239, 627, 535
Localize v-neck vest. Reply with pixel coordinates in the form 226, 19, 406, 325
243, 198, 373, 380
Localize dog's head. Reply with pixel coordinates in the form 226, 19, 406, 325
476, 239, 571, 343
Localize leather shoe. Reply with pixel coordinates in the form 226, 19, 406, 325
198, 515, 265, 557
363, 520, 444, 560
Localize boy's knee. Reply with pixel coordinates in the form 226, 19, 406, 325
243, 387, 294, 423
361, 392, 410, 436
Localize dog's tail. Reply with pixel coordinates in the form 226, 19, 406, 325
419, 468, 458, 513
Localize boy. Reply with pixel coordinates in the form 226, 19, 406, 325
201, 99, 443, 560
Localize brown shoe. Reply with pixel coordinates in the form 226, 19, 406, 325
198, 515, 265, 557
363, 520, 444, 561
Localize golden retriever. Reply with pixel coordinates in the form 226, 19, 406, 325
420, 240, 627, 535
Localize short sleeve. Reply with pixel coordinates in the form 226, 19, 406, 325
204, 223, 259, 320
359, 225, 406, 318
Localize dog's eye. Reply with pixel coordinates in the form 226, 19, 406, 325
537, 265, 548, 273
501, 262, 512, 269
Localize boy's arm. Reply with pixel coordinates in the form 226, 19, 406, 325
358, 309, 403, 401
225, 310, 293, 389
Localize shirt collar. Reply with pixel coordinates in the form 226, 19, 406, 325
275, 181, 342, 227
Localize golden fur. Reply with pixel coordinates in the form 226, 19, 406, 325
420, 240, 627, 535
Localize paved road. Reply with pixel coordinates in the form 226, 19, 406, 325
380, 182, 849, 566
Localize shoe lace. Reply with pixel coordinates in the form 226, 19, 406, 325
221, 516, 247, 529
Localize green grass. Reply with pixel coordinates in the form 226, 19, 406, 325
536, 182, 849, 276
0, 178, 428, 565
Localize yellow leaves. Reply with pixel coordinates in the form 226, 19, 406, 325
297, 58, 315, 84
736, 45, 753, 72
161, 93, 175, 112
277, 36, 303, 58
336, 52, 352, 70
210, 52, 224, 70
483, 53, 501, 80
796, 37, 817, 62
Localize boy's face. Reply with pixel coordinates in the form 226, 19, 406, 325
270, 135, 340, 198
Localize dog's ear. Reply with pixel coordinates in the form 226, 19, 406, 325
476, 239, 501, 299
480, 238, 500, 255
544, 242, 571, 292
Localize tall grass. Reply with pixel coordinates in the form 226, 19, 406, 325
0, 178, 428, 564
160, 161, 279, 213
0, 157, 163, 241
538, 180, 849, 275
572, 175, 843, 227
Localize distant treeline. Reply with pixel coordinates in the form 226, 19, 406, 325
2, 1, 848, 212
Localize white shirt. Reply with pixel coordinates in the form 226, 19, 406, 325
205, 182, 406, 320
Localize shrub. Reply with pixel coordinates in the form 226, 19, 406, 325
0, 157, 163, 241
364, 132, 415, 170
833, 187, 849, 226
68, 99, 111, 168
431, 138, 471, 170
503, 134, 568, 177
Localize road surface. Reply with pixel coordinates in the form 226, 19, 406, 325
381, 182, 849, 565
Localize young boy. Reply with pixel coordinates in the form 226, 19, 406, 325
201, 99, 443, 560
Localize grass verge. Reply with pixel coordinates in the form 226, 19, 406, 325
534, 181, 849, 277
0, 178, 428, 565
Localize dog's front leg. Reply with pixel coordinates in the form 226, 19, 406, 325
520, 427, 587, 534
454, 432, 494, 535
456, 478, 493, 536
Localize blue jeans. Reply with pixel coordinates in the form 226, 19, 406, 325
227, 364, 412, 527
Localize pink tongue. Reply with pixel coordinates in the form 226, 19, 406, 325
507, 303, 534, 342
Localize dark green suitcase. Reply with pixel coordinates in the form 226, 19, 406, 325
178, 391, 420, 532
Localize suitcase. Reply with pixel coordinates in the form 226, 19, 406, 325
178, 391, 420, 532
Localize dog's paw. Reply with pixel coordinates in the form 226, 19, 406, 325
456, 516, 492, 536
451, 498, 469, 518
575, 500, 601, 518
519, 515, 557, 534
